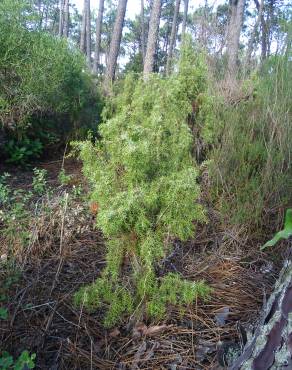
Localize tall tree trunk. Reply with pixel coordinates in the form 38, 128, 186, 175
181, 0, 189, 37
253, 0, 268, 63
58, 0, 64, 36
143, 0, 161, 79
166, 0, 181, 75
226, 0, 246, 78
44, 3, 49, 31
37, 0, 44, 30
104, 0, 128, 93
63, 0, 70, 38
261, 17, 268, 61
141, 0, 146, 62
86, 0, 91, 67
244, 0, 263, 71
93, 0, 104, 74
80, 0, 87, 52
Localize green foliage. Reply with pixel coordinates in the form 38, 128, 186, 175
0, 168, 48, 250
32, 168, 47, 195
0, 265, 20, 350
210, 55, 292, 227
3, 138, 43, 165
0, 307, 8, 320
0, 276, 36, 370
0, 173, 11, 206
145, 273, 212, 319
58, 169, 73, 186
0, 181, 32, 249
0, 0, 103, 163
0, 351, 36, 370
261, 209, 292, 250
74, 38, 211, 326
74, 279, 134, 327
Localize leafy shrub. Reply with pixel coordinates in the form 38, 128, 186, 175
210, 55, 292, 228
58, 168, 73, 186
0, 0, 103, 163
74, 38, 212, 327
32, 168, 47, 195
0, 176, 32, 250
3, 138, 43, 165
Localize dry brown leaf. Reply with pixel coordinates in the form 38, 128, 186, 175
109, 328, 120, 338
143, 324, 171, 336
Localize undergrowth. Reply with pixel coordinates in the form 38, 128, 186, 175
0, 164, 91, 365
74, 38, 213, 327
209, 55, 292, 229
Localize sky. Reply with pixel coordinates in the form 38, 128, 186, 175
73, 0, 225, 18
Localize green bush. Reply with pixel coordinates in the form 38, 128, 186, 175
210, 55, 292, 228
0, 0, 103, 163
74, 38, 212, 327
3, 138, 43, 165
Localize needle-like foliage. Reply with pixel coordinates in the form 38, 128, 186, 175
74, 38, 212, 327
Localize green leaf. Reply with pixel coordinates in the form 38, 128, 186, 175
284, 209, 292, 230
0, 306, 8, 320
261, 209, 292, 250
0, 352, 14, 369
14, 351, 36, 370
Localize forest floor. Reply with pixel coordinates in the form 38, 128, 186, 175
0, 158, 286, 369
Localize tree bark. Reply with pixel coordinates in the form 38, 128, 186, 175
244, 0, 263, 70
80, 0, 87, 52
143, 0, 161, 79
226, 0, 246, 78
63, 0, 70, 38
58, 0, 64, 36
181, 0, 189, 37
166, 0, 181, 75
86, 0, 91, 67
230, 253, 292, 369
104, 0, 128, 93
93, 0, 104, 74
141, 0, 146, 63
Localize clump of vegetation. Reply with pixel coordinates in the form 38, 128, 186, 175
3, 138, 43, 166
0, 0, 103, 164
0, 261, 33, 370
74, 39, 212, 327
0, 350, 36, 370
210, 55, 292, 229
0, 173, 32, 251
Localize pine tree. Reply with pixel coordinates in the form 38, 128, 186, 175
93, 0, 104, 74
166, 0, 181, 75
181, 0, 189, 36
86, 0, 91, 67
104, 0, 128, 93
63, 0, 69, 38
80, 0, 87, 52
226, 0, 246, 77
143, 0, 162, 78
